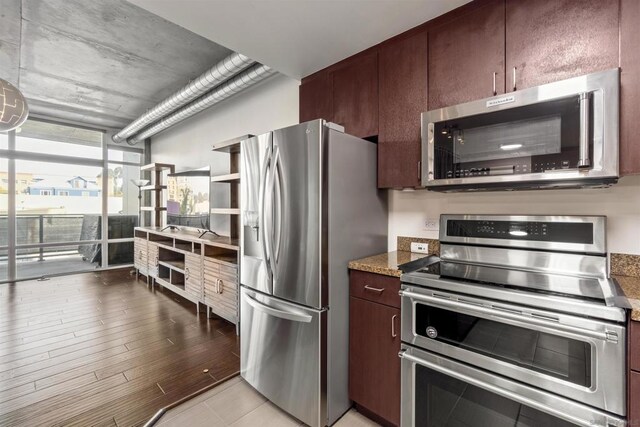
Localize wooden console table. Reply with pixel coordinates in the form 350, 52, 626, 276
134, 226, 239, 325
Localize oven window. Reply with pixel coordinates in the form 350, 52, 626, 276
433, 95, 587, 179
415, 305, 591, 387
415, 365, 578, 426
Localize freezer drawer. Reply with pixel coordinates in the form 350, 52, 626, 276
240, 287, 324, 427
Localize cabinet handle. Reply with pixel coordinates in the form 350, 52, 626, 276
217, 278, 223, 294
138, 250, 143, 260
155, 256, 159, 267
492, 72, 497, 96
512, 67, 517, 92
364, 285, 384, 294
391, 314, 397, 338
185, 267, 190, 281
417, 160, 421, 181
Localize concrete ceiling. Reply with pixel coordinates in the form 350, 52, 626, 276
128, 0, 472, 79
0, 0, 234, 129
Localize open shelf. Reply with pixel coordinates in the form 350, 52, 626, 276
141, 185, 167, 191
141, 163, 175, 172
210, 173, 240, 183
158, 259, 185, 272
211, 134, 253, 153
210, 208, 240, 215
201, 235, 239, 250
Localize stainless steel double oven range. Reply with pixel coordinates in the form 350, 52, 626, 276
399, 215, 628, 427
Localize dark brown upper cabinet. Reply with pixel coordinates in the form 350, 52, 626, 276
299, 72, 333, 123
505, 0, 620, 91
428, 0, 505, 110
620, 0, 640, 176
378, 30, 428, 189
331, 51, 379, 139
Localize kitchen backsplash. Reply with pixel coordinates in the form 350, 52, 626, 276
397, 236, 440, 256
611, 253, 640, 278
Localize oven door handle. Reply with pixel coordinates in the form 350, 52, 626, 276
398, 349, 622, 427
400, 289, 612, 342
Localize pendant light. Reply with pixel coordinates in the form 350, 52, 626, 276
0, 78, 29, 132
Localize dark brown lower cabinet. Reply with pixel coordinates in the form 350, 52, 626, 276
631, 370, 640, 424
349, 295, 400, 426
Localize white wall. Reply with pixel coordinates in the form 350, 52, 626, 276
388, 175, 640, 255
150, 74, 299, 233
151, 74, 299, 169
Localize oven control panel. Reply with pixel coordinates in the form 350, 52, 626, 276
446, 219, 593, 244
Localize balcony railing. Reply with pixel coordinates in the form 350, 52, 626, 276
0, 214, 137, 264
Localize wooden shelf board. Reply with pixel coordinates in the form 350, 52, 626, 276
210, 173, 240, 183
210, 208, 240, 215
158, 259, 186, 272
204, 254, 238, 266
212, 135, 253, 153
201, 235, 239, 251
141, 206, 167, 212
141, 163, 175, 172
154, 278, 196, 304
141, 185, 167, 191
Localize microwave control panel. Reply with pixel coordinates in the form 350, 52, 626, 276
445, 159, 575, 179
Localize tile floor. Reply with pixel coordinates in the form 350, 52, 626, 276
157, 375, 380, 427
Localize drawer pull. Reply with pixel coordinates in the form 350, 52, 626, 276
391, 314, 397, 338
185, 267, 190, 281
364, 285, 384, 294
217, 279, 223, 294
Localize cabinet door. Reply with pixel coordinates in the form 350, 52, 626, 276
428, 0, 505, 110
349, 296, 400, 426
631, 371, 640, 424
299, 72, 332, 123
331, 51, 378, 138
378, 30, 428, 189
184, 253, 202, 300
505, 0, 619, 91
133, 237, 147, 272
620, 0, 640, 176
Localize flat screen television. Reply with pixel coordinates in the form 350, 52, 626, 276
166, 167, 210, 230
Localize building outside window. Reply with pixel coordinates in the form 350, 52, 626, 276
0, 119, 144, 282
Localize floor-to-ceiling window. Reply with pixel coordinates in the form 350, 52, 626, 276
0, 119, 144, 282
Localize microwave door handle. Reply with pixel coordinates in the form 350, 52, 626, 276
578, 92, 591, 168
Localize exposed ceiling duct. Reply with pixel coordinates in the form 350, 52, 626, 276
126, 63, 275, 144
112, 52, 255, 143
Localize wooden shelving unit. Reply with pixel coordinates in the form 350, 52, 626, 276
211, 134, 251, 242
140, 163, 174, 227
134, 226, 240, 325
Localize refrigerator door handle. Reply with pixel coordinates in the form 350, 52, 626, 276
273, 151, 283, 264
265, 145, 280, 278
244, 292, 313, 323
258, 143, 273, 285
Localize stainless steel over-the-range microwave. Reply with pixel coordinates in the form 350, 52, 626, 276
421, 68, 620, 191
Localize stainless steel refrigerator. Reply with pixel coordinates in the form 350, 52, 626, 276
239, 120, 387, 427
